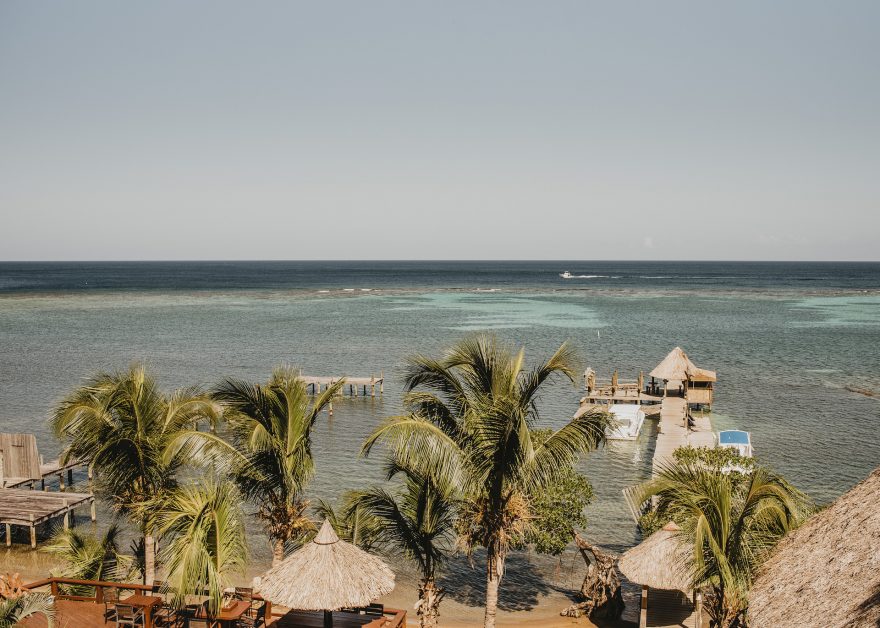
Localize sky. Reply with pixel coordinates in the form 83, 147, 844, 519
1, 1, 878, 261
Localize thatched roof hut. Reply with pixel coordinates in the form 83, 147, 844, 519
618, 522, 693, 591
649, 347, 716, 383
618, 522, 695, 628
748, 467, 880, 628
256, 520, 395, 626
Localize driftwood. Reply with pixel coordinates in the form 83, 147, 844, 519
560, 533, 625, 620
845, 385, 877, 398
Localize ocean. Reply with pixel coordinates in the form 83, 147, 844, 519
1, 261, 879, 613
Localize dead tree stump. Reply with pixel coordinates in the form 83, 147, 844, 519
560, 533, 625, 620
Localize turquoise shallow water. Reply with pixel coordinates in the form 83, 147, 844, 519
1, 262, 879, 608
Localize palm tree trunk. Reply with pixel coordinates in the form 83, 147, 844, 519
418, 578, 442, 628
144, 533, 156, 585
272, 538, 285, 567
483, 549, 505, 628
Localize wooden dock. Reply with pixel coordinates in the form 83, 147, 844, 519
652, 397, 714, 477
0, 488, 95, 548
301, 374, 384, 398
2, 458, 88, 491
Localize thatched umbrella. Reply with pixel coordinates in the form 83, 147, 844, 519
256, 520, 395, 628
618, 522, 694, 628
748, 466, 880, 628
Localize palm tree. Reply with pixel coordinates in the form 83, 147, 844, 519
636, 462, 812, 627
363, 334, 609, 628
211, 367, 344, 565
348, 461, 457, 628
0, 573, 54, 627
44, 525, 135, 593
155, 478, 248, 617
51, 365, 218, 584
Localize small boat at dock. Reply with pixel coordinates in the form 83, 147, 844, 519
717, 429, 753, 457
606, 404, 646, 440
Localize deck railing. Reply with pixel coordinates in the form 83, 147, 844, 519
23, 576, 406, 627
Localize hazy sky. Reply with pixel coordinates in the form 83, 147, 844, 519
1, 1, 878, 261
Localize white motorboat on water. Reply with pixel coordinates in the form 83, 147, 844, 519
717, 429, 753, 457
560, 271, 573, 279
606, 404, 646, 440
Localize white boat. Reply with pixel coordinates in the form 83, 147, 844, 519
606, 404, 646, 440
717, 430, 753, 457
560, 271, 573, 279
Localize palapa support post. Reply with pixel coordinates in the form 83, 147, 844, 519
67, 468, 74, 486
4, 523, 10, 547
63, 499, 69, 530
58, 472, 65, 491
29, 514, 36, 549
323, 609, 333, 628
90, 497, 97, 522
328, 402, 333, 417
370, 375, 375, 397
380, 371, 384, 395
695, 590, 703, 628
639, 585, 648, 628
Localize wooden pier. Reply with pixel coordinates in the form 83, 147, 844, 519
2, 457, 88, 491
652, 397, 714, 477
301, 374, 384, 398
0, 488, 96, 548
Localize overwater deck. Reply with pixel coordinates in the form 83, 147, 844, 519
0, 488, 95, 547
300, 374, 384, 397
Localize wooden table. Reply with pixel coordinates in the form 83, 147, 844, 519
195, 600, 252, 628
120, 594, 163, 628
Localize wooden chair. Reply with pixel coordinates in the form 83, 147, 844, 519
104, 587, 120, 621
115, 603, 145, 628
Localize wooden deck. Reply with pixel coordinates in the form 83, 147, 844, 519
652, 398, 713, 477
3, 458, 87, 490
21, 578, 406, 628
20, 600, 403, 628
300, 374, 384, 397
0, 488, 95, 547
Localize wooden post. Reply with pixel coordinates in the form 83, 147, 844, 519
96, 584, 105, 604
63, 499, 69, 530
29, 514, 36, 549
68, 468, 74, 486
380, 371, 384, 395
88, 464, 94, 484
371, 375, 375, 398
4, 523, 10, 547
58, 472, 65, 491
328, 402, 333, 417
695, 590, 703, 628
91, 498, 97, 522
639, 585, 648, 628
0, 451, 4, 487
41, 478, 46, 491
50, 580, 59, 597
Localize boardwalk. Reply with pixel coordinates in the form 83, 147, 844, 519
652, 397, 714, 477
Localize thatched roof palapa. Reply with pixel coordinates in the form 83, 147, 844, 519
256, 520, 395, 612
617, 522, 693, 591
748, 466, 880, 628
649, 347, 716, 382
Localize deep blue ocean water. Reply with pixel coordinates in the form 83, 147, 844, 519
1, 261, 878, 607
